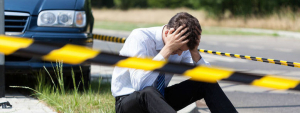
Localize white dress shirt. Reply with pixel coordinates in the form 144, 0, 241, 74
111, 25, 210, 97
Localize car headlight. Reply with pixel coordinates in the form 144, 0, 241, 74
37, 10, 86, 27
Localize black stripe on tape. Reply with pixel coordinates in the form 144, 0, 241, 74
287, 63, 295, 67
274, 60, 280, 62
13, 41, 66, 57
273, 60, 282, 64
154, 63, 194, 74
112, 37, 115, 41
224, 72, 264, 84
290, 84, 300, 91
239, 55, 246, 59
261, 58, 269, 62
230, 54, 235, 57
251, 57, 257, 61
86, 52, 128, 65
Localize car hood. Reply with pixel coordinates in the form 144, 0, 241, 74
5, 0, 78, 15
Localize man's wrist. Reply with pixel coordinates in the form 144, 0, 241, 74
159, 47, 173, 59
190, 49, 199, 53
190, 50, 202, 62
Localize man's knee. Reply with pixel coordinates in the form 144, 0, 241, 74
141, 86, 158, 94
140, 86, 162, 98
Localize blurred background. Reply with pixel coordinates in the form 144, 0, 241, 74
91, 0, 300, 32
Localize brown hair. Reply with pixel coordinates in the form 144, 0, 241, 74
166, 12, 202, 50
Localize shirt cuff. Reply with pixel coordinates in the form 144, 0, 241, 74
153, 53, 165, 61
195, 58, 210, 66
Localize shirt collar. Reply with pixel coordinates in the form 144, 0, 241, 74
155, 25, 166, 50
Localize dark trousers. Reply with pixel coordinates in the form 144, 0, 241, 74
115, 80, 238, 113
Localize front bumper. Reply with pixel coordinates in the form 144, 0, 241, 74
13, 31, 89, 45
5, 62, 90, 74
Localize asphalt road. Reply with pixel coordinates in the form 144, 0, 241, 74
92, 28, 300, 113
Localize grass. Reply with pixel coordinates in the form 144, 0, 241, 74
94, 21, 275, 36
94, 21, 161, 31
34, 81, 114, 113
10, 62, 115, 113
92, 8, 300, 32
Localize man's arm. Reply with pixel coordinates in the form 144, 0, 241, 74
190, 26, 203, 63
190, 50, 202, 63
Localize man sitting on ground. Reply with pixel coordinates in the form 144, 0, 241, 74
111, 12, 238, 113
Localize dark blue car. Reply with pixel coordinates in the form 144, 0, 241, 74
4, 0, 94, 82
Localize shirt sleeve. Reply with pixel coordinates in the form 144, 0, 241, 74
153, 53, 165, 61
195, 57, 210, 66
120, 30, 162, 91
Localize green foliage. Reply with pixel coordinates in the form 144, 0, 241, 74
198, 0, 300, 17
168, 0, 189, 8
91, 0, 114, 8
147, 0, 167, 8
114, 0, 147, 10
196, 0, 225, 17
92, 0, 300, 17
188, 0, 201, 9
148, 0, 189, 8
129, 0, 148, 8
114, 0, 122, 8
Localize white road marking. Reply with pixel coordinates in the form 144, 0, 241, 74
274, 48, 293, 52
204, 41, 219, 45
247, 70, 285, 75
201, 53, 248, 63
225, 43, 240, 47
248, 45, 265, 50
284, 71, 300, 77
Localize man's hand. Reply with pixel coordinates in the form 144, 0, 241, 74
190, 26, 202, 62
160, 25, 190, 59
165, 25, 190, 52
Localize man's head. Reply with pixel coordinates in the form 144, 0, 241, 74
166, 12, 202, 50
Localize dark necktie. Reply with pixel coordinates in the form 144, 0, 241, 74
156, 72, 165, 96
